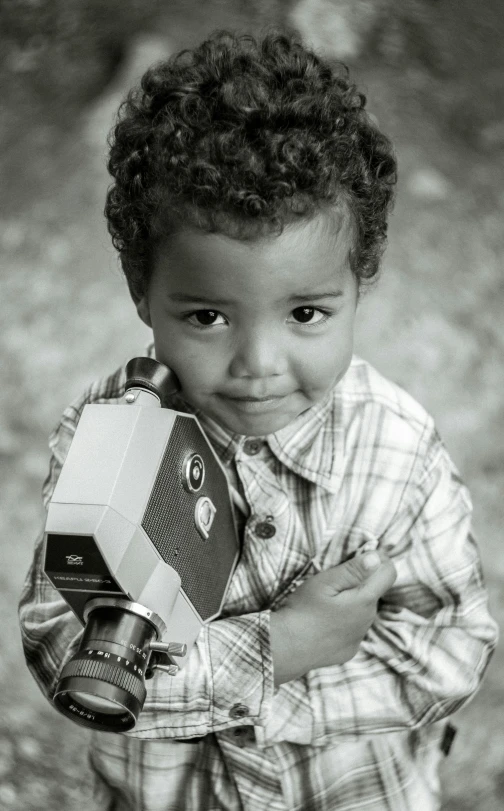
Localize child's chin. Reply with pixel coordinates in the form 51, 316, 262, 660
214, 405, 295, 438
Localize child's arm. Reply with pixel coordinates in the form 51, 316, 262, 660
18, 401, 393, 741
256, 436, 499, 748
269, 551, 396, 686
19, 449, 388, 741
19, 408, 497, 744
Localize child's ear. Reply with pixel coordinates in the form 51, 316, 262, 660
136, 297, 152, 328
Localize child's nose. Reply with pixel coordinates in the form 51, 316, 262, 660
229, 329, 287, 379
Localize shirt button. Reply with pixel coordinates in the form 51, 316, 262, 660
243, 438, 263, 456
255, 521, 276, 539
229, 703, 250, 719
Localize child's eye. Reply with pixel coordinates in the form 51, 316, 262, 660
186, 310, 227, 328
289, 307, 329, 326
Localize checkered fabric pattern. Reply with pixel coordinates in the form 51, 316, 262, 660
19, 349, 498, 810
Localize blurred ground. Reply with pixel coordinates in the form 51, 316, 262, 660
1, 2, 504, 809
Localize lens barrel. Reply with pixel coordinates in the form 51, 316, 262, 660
54, 600, 163, 732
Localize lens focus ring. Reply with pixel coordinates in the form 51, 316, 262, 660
60, 652, 147, 703
53, 603, 158, 731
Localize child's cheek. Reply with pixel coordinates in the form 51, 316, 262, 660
172, 353, 221, 399
304, 341, 353, 398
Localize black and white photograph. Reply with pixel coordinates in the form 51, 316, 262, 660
1, 2, 503, 809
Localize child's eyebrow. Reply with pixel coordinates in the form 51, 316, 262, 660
289, 291, 344, 302
167, 293, 234, 305
167, 291, 344, 305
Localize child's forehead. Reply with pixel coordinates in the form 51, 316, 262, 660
153, 210, 355, 301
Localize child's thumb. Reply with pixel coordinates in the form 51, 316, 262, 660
326, 552, 382, 593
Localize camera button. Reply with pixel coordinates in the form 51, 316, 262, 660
183, 453, 205, 493
194, 497, 216, 540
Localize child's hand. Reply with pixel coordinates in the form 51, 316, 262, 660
270, 551, 396, 687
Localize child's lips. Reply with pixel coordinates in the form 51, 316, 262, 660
219, 392, 288, 413
228, 394, 285, 401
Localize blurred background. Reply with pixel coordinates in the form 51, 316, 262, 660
1, 1, 503, 808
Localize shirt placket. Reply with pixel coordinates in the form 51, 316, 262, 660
223, 439, 308, 615
214, 440, 288, 808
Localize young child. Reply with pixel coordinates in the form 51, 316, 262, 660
20, 30, 497, 811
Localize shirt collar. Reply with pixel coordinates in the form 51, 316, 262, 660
267, 389, 344, 493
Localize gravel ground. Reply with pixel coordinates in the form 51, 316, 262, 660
1, 7, 504, 810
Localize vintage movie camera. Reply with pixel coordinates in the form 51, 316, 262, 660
43, 358, 239, 733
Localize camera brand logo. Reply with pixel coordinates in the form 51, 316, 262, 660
66, 554, 84, 566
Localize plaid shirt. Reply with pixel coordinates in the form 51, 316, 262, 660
20, 350, 497, 811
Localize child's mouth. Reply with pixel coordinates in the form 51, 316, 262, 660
219, 394, 287, 414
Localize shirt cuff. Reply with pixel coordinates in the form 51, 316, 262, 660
132, 610, 273, 739
209, 610, 274, 731
255, 676, 315, 747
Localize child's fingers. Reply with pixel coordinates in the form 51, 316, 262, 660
316, 551, 388, 594
358, 555, 397, 601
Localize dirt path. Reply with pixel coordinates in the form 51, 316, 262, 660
1, 11, 503, 809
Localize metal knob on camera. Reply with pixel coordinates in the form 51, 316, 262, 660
147, 641, 188, 676
82, 597, 188, 677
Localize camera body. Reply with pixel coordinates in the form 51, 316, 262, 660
43, 359, 239, 731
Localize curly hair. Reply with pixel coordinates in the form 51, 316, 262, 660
105, 30, 397, 302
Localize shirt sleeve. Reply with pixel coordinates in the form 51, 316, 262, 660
256, 432, 498, 748
19, 403, 275, 740
19, 410, 84, 700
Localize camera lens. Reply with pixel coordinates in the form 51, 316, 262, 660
67, 692, 126, 715
54, 600, 163, 732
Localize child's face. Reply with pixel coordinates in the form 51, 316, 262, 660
137, 211, 359, 437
